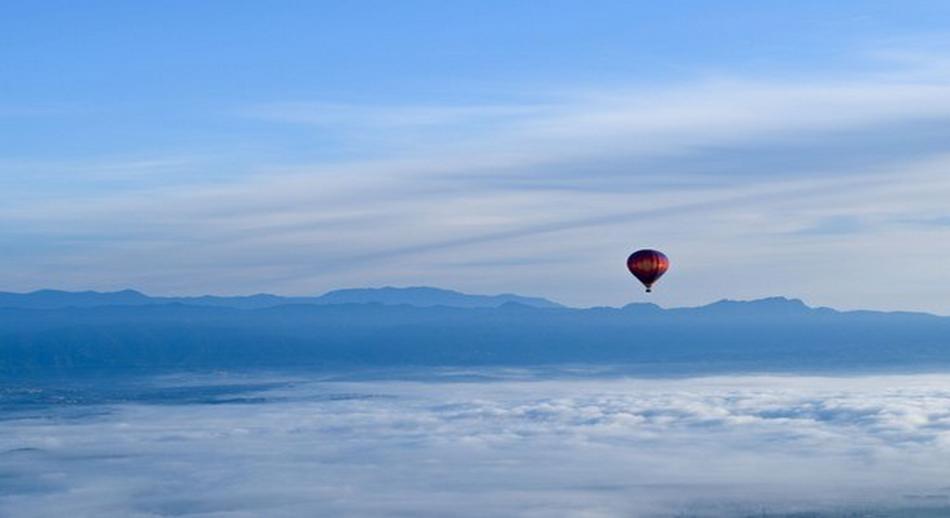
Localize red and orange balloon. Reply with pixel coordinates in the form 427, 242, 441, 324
627, 249, 669, 293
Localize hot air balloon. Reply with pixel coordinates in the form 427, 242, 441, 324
627, 249, 669, 293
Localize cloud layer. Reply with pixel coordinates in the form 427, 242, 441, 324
5, 372, 950, 516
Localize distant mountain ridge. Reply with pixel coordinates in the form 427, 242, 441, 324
0, 288, 940, 318
314, 287, 563, 309
2, 293, 949, 375
0, 286, 564, 310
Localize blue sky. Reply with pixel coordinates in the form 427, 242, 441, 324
4, 1, 950, 311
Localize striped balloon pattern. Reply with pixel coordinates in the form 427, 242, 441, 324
626, 249, 669, 293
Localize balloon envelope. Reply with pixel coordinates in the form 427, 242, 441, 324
627, 249, 669, 292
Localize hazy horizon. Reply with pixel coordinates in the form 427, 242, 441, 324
3, 285, 947, 316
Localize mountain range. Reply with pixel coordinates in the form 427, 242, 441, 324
2, 287, 949, 375
0, 286, 563, 310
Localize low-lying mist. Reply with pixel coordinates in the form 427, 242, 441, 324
4, 370, 950, 517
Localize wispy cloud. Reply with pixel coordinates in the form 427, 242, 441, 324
5, 53, 950, 309
243, 101, 549, 128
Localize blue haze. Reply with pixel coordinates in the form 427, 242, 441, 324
1, 288, 949, 375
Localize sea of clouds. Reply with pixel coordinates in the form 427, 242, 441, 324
4, 371, 950, 517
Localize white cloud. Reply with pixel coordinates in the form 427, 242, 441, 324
4, 373, 950, 517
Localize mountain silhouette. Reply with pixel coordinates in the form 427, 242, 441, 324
1, 291, 948, 375
0, 286, 563, 310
